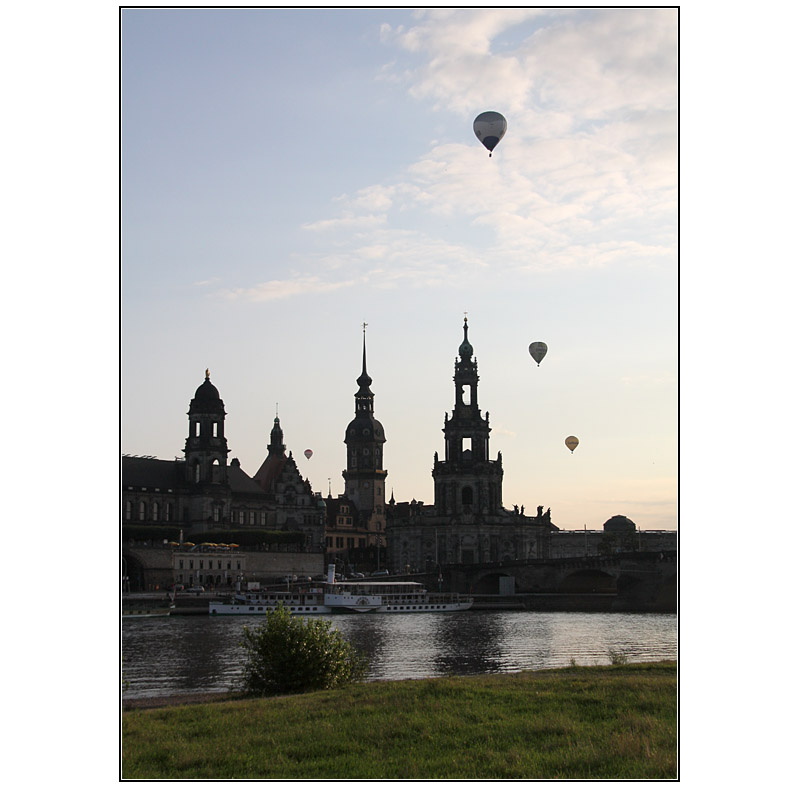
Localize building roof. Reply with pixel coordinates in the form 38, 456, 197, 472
252, 453, 287, 492
228, 461, 268, 494
121, 456, 184, 489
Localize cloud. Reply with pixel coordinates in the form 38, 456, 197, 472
223, 10, 676, 301
218, 275, 356, 302
302, 213, 387, 232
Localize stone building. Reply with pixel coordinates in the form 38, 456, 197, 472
550, 516, 677, 559
324, 328, 388, 570
121, 371, 325, 589
385, 318, 557, 572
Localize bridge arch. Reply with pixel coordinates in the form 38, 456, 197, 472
557, 568, 616, 593
472, 571, 516, 594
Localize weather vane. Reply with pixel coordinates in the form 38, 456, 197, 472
362, 322, 368, 333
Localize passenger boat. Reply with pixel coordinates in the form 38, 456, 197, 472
208, 578, 472, 616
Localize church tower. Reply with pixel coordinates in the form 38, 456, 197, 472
343, 326, 387, 543
432, 317, 503, 516
183, 369, 230, 486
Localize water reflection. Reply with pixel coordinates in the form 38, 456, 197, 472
121, 611, 676, 699
432, 612, 505, 675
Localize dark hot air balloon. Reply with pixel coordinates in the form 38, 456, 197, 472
528, 342, 548, 366
565, 436, 579, 453
304, 449, 313, 460
473, 111, 507, 157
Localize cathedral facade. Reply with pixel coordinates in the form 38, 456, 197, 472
385, 318, 557, 573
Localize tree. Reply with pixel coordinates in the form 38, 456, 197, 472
240, 605, 369, 696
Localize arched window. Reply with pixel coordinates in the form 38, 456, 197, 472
461, 486, 473, 505
152, 502, 159, 521
138, 501, 146, 521
125, 501, 132, 520
194, 463, 200, 483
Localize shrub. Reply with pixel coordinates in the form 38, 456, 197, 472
608, 649, 629, 666
240, 605, 369, 696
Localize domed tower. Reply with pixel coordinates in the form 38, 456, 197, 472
343, 326, 387, 538
183, 369, 229, 485
432, 317, 503, 516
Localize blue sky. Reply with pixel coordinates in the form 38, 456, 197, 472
121, 7, 677, 531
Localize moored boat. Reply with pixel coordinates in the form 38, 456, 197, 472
208, 579, 472, 616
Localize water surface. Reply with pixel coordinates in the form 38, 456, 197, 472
121, 610, 676, 699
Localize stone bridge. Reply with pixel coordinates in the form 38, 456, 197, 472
413, 551, 677, 613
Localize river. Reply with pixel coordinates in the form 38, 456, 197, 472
121, 611, 676, 699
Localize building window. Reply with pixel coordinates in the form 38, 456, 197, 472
227, 561, 231, 570
336, 537, 343, 548
125, 501, 132, 520
138, 502, 146, 521
260, 512, 266, 526
249, 511, 255, 525
213, 422, 218, 437
462, 486, 473, 505
213, 507, 220, 523
189, 560, 194, 569
179, 560, 184, 570
165, 503, 172, 522
152, 502, 159, 521
194, 463, 200, 483
326, 537, 332, 547
194, 421, 200, 437
239, 511, 245, 525
199, 560, 204, 569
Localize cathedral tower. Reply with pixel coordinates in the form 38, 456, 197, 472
342, 326, 387, 542
432, 317, 503, 516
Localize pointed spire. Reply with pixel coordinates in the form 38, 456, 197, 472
357, 322, 372, 390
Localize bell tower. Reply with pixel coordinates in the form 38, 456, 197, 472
432, 318, 503, 516
183, 369, 230, 486
343, 325, 387, 541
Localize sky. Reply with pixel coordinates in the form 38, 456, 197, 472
121, 7, 678, 532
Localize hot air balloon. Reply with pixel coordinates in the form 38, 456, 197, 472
473, 111, 507, 157
304, 449, 313, 460
565, 436, 579, 453
528, 342, 548, 366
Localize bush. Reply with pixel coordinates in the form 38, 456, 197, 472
608, 649, 629, 666
240, 606, 369, 696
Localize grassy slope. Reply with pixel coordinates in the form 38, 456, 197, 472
122, 661, 677, 779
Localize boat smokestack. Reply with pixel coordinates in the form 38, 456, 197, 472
327, 564, 336, 584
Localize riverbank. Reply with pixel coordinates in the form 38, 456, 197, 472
122, 661, 677, 779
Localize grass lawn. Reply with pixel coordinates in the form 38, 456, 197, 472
122, 661, 677, 779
